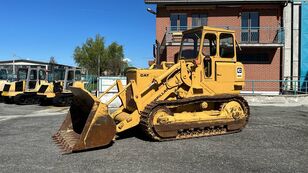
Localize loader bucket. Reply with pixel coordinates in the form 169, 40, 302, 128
52, 87, 116, 153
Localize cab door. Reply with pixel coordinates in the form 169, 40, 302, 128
201, 32, 217, 81
199, 32, 218, 94
215, 33, 237, 91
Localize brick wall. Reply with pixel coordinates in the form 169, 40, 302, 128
156, 4, 282, 44
167, 46, 282, 92
156, 4, 283, 92
240, 47, 281, 92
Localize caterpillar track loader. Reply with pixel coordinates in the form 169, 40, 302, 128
0, 69, 9, 102
53, 26, 250, 153
2, 67, 46, 104
6, 67, 48, 105
37, 68, 85, 106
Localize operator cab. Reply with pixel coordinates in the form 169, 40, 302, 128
17, 67, 46, 90
178, 26, 244, 92
64, 68, 83, 90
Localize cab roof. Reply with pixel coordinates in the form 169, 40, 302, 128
183, 26, 235, 35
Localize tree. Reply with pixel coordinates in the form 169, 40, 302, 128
49, 56, 57, 64
49, 56, 57, 78
74, 35, 105, 75
73, 34, 128, 76
106, 42, 127, 75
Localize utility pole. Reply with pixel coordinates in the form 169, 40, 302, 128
13, 54, 16, 80
97, 55, 100, 97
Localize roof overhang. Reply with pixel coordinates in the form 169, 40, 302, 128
145, 0, 288, 4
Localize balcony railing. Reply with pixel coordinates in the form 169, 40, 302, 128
165, 26, 284, 45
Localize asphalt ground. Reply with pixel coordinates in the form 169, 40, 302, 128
0, 103, 307, 173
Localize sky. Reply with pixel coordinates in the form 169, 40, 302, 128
0, 0, 156, 68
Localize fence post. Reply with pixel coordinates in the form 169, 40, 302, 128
97, 76, 100, 97
294, 81, 296, 95
306, 81, 307, 94
252, 80, 255, 95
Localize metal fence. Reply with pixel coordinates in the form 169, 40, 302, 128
84, 76, 308, 98
243, 79, 308, 95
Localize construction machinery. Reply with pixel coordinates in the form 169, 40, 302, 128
37, 68, 85, 106
2, 67, 47, 104
0, 68, 9, 102
13, 67, 48, 105
53, 26, 250, 153
2, 68, 27, 103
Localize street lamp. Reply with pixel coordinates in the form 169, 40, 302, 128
147, 8, 156, 15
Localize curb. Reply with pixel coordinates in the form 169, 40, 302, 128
243, 95, 308, 106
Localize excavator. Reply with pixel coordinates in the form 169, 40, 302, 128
53, 26, 250, 153
2, 67, 47, 104
0, 68, 9, 102
37, 67, 85, 106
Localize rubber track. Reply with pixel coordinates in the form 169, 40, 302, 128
139, 94, 250, 141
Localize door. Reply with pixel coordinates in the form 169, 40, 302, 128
241, 12, 259, 43
215, 33, 236, 91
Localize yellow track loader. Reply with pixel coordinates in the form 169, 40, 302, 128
53, 26, 250, 153
37, 68, 85, 106
0, 69, 9, 102
14, 67, 48, 105
2, 68, 28, 103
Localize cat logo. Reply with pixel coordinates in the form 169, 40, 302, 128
140, 73, 149, 77
236, 67, 243, 78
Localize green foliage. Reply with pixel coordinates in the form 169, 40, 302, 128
73, 34, 128, 75
49, 56, 57, 64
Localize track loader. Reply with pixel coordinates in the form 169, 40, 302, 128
0, 69, 9, 102
2, 67, 42, 103
37, 68, 85, 106
8, 67, 48, 105
53, 26, 250, 153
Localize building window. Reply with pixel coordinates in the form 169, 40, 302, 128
170, 13, 187, 31
192, 14, 207, 28
241, 12, 259, 43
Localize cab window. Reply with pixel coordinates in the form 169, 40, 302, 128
39, 70, 46, 80
179, 32, 202, 59
18, 69, 27, 80
30, 70, 37, 80
54, 69, 65, 80
202, 33, 217, 56
75, 70, 81, 81
219, 33, 234, 58
67, 71, 74, 81
0, 69, 7, 80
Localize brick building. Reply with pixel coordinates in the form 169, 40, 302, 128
145, 0, 290, 94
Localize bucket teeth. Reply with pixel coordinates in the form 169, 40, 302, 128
52, 130, 80, 154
